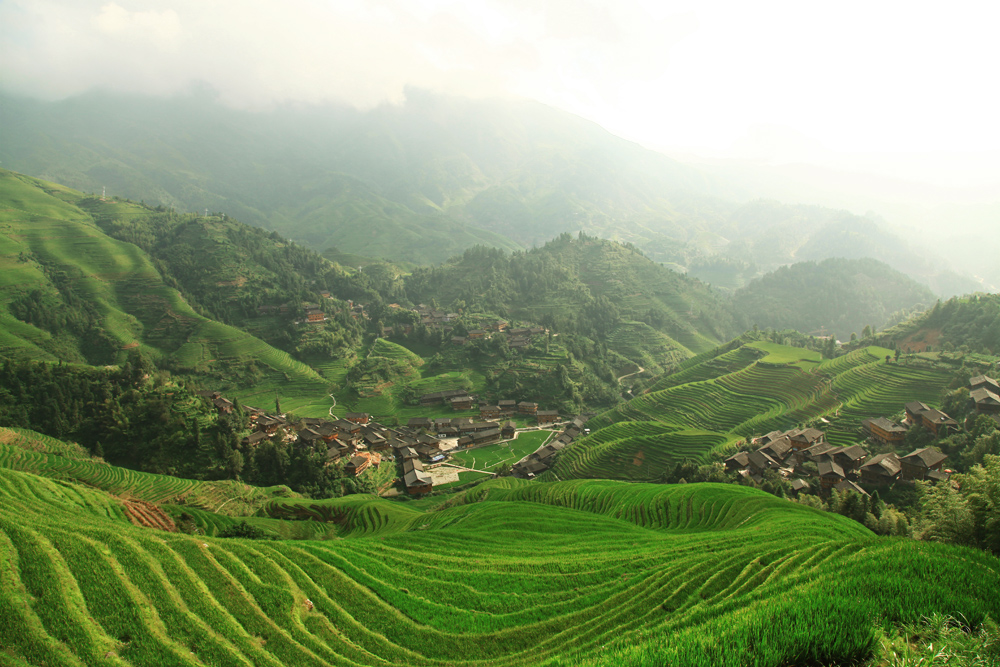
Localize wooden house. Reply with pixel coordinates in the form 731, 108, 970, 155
345, 412, 370, 425
817, 460, 846, 492
345, 454, 371, 477
900, 448, 948, 481
860, 452, 901, 486
480, 405, 501, 420
501, 421, 516, 439
498, 400, 517, 416
862, 417, 907, 445
449, 395, 474, 411
971, 387, 1000, 414
536, 410, 560, 425
518, 401, 538, 415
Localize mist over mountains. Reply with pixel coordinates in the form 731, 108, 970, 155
0, 88, 987, 295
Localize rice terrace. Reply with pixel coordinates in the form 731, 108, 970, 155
2, 39, 1000, 667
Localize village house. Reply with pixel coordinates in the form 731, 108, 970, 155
345, 412, 370, 425
518, 401, 538, 415
970, 375, 1000, 393
498, 400, 517, 416
746, 450, 781, 475
480, 405, 501, 420
724, 451, 750, 472
242, 431, 269, 447
407, 417, 432, 430
450, 395, 474, 411
899, 447, 949, 481
502, 421, 517, 439
536, 410, 560, 425
834, 479, 869, 497
859, 452, 901, 486
786, 428, 825, 452
468, 329, 487, 339
817, 460, 846, 492
403, 458, 433, 494
918, 408, 959, 436
345, 454, 371, 477
862, 417, 907, 445
970, 386, 1000, 415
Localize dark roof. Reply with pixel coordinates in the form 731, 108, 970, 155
868, 417, 907, 433
758, 438, 792, 460
901, 447, 948, 469
834, 480, 869, 496
905, 401, 930, 414
861, 452, 901, 477
725, 452, 750, 468
920, 409, 957, 426
747, 450, 780, 471
971, 387, 1000, 405
789, 478, 811, 491
817, 460, 845, 479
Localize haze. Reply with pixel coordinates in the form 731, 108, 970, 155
2, 0, 998, 190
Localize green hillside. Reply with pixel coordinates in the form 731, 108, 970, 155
2, 454, 998, 667
563, 340, 954, 481
732, 257, 937, 341
0, 169, 335, 413
404, 235, 735, 355
1, 90, 947, 284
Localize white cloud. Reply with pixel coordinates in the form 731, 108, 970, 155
0, 0, 997, 185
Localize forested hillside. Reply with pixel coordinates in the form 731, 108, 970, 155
732, 258, 937, 341
1, 90, 956, 291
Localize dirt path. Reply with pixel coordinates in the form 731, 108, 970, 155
617, 365, 645, 384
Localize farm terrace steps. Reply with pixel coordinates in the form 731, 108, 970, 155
2, 468, 999, 666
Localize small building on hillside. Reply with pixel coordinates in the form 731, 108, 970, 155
970, 375, 1000, 393
918, 408, 958, 436
537, 410, 560, 425
518, 401, 538, 415
345, 454, 371, 477
817, 460, 846, 492
787, 428, 825, 452
480, 405, 501, 420
499, 400, 517, 416
862, 417, 907, 445
502, 420, 517, 439
971, 387, 1000, 415
900, 448, 948, 481
345, 412, 370, 425
450, 395, 474, 411
860, 452, 902, 486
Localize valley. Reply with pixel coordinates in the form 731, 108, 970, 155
1, 166, 998, 666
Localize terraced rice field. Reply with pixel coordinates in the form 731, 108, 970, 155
572, 344, 951, 482
551, 422, 739, 481
2, 470, 998, 667
0, 441, 289, 515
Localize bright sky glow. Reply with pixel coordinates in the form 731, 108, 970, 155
1, 0, 998, 186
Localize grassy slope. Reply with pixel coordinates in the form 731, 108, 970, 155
559, 342, 953, 481
1, 462, 998, 667
0, 169, 331, 414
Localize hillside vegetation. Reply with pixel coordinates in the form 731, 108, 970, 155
0, 169, 332, 413
732, 257, 937, 341
2, 456, 998, 667
0, 89, 951, 287
561, 339, 954, 482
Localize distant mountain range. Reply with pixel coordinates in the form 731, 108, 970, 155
0, 89, 981, 296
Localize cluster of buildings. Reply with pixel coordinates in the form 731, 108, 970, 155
512, 418, 588, 478
725, 374, 1000, 497
725, 423, 950, 498
417, 390, 560, 425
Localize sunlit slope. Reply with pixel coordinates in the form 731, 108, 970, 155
567, 342, 953, 481
2, 471, 999, 667
0, 169, 329, 411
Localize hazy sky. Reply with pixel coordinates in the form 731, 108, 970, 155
2, 0, 998, 186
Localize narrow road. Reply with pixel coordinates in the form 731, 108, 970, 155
328, 393, 337, 418
616, 365, 645, 384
